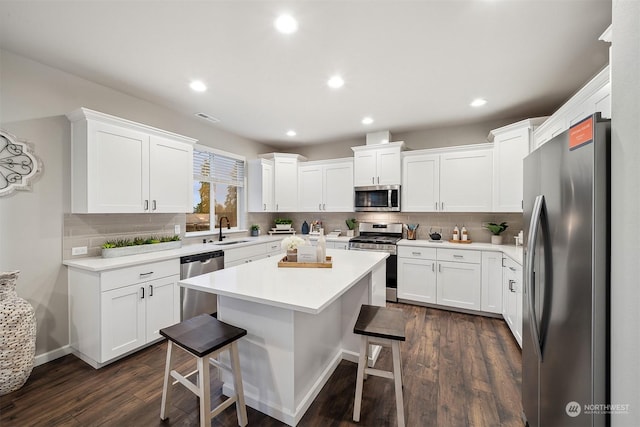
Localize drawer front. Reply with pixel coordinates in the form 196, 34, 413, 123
398, 246, 437, 260
101, 259, 179, 292
437, 248, 481, 264
503, 256, 521, 273
224, 243, 267, 263
265, 241, 283, 254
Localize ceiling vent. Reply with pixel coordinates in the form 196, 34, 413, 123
194, 112, 220, 124
366, 130, 392, 145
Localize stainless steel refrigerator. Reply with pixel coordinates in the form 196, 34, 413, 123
522, 113, 610, 427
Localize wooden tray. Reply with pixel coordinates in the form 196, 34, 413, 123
278, 255, 333, 268
448, 239, 472, 244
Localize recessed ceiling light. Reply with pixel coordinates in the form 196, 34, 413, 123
470, 98, 487, 107
362, 117, 374, 125
274, 14, 298, 34
286, 130, 297, 137
189, 80, 207, 92
327, 75, 344, 89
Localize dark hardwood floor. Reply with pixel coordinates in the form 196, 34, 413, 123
0, 303, 522, 426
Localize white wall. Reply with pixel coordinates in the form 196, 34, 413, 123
0, 49, 274, 360
611, 1, 640, 425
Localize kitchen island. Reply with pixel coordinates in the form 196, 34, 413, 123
178, 249, 388, 426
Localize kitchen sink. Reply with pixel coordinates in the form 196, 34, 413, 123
215, 240, 250, 246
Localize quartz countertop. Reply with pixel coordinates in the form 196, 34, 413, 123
63, 235, 283, 272
398, 239, 523, 265
178, 249, 388, 314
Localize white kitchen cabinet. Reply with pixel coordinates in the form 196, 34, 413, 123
248, 159, 274, 212
273, 154, 300, 212
68, 259, 180, 368
327, 241, 349, 250
439, 148, 493, 212
397, 246, 437, 303
481, 251, 503, 314
352, 142, 404, 186
534, 65, 610, 149
502, 256, 523, 347
67, 108, 195, 214
397, 246, 482, 311
224, 242, 271, 267
488, 118, 545, 213
401, 153, 440, 212
298, 159, 353, 212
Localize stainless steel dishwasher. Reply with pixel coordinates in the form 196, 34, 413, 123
180, 250, 224, 320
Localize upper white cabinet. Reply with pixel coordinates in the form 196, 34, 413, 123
67, 108, 195, 214
534, 65, 610, 149
401, 153, 440, 212
351, 142, 404, 186
248, 159, 274, 212
439, 148, 493, 212
488, 118, 545, 212
298, 159, 353, 212
402, 146, 493, 212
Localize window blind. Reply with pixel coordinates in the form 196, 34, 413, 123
193, 148, 244, 187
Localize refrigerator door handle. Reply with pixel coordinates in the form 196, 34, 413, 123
526, 194, 545, 362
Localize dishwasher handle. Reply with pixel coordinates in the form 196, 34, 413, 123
180, 250, 224, 264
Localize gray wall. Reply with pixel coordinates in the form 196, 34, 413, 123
0, 49, 274, 360
290, 118, 526, 160
611, 1, 640, 425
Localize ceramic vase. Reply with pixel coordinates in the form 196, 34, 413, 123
0, 271, 36, 396
491, 235, 503, 245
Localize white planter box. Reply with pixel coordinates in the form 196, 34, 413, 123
276, 224, 292, 230
101, 241, 182, 258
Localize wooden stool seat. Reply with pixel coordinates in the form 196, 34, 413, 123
160, 314, 248, 427
353, 304, 406, 427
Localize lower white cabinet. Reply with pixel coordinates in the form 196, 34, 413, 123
502, 256, 523, 347
68, 259, 180, 368
224, 242, 284, 267
436, 260, 481, 310
397, 247, 437, 303
397, 246, 482, 310
481, 251, 503, 314
327, 240, 348, 250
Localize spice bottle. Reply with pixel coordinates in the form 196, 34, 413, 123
453, 225, 460, 241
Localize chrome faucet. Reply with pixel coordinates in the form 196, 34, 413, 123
219, 216, 230, 241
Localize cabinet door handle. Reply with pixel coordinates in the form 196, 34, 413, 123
263, 203, 266, 211
453, 254, 464, 259
438, 263, 442, 273
372, 177, 375, 184
432, 262, 435, 272
323, 203, 326, 210
319, 203, 322, 210
149, 285, 153, 297
144, 200, 149, 211
509, 280, 516, 292
509, 266, 516, 272
435, 202, 438, 211
412, 251, 421, 256
441, 202, 444, 210
139, 271, 154, 277
140, 287, 145, 299
276, 204, 279, 211
152, 200, 157, 211
377, 176, 380, 184
502, 258, 506, 267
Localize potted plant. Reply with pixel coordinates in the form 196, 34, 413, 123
101, 234, 181, 258
250, 224, 260, 236
345, 218, 357, 237
484, 222, 508, 245
275, 218, 293, 230
281, 235, 306, 262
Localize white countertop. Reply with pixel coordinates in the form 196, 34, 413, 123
398, 239, 523, 265
178, 249, 388, 314
63, 234, 353, 272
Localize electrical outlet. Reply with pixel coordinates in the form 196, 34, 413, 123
72, 246, 88, 256
174, 224, 181, 234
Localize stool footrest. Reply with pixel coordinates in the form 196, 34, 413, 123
364, 367, 394, 380
170, 370, 200, 396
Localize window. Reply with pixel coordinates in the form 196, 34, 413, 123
186, 145, 245, 234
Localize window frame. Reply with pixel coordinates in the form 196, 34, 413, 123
186, 144, 247, 237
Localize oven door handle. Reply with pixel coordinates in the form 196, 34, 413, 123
348, 246, 395, 255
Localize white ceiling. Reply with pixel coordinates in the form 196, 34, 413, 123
0, 1, 611, 148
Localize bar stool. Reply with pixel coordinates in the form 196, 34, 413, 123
159, 314, 248, 427
353, 304, 406, 427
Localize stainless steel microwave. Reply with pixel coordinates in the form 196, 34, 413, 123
354, 185, 401, 212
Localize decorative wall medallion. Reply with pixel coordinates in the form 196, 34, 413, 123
0, 130, 42, 197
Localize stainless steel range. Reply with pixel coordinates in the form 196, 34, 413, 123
348, 222, 402, 302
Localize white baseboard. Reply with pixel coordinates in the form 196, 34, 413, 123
34, 345, 72, 367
